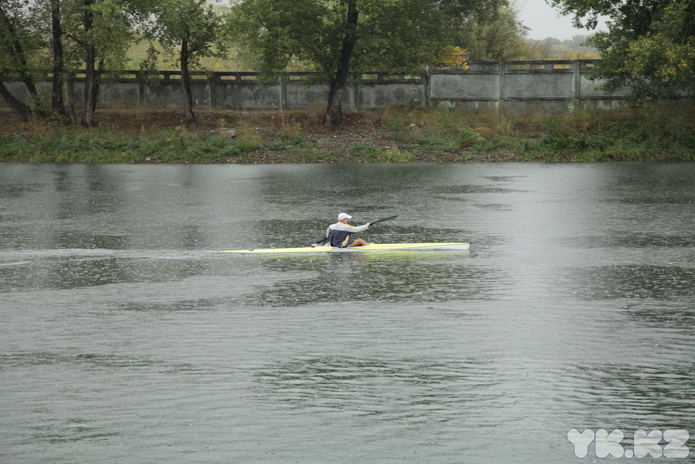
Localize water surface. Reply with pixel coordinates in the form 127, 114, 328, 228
1, 163, 694, 463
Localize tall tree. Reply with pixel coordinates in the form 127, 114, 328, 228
231, 0, 505, 128
49, 0, 66, 115
153, 0, 228, 124
549, 0, 695, 101
81, 0, 100, 126
73, 0, 136, 126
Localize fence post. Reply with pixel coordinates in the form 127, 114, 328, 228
572, 61, 582, 110
208, 72, 216, 108
424, 67, 431, 108
279, 74, 287, 110
135, 71, 144, 106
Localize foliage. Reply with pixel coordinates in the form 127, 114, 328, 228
84, 0, 139, 69
0, 0, 225, 124
549, 0, 695, 102
230, 0, 457, 76
148, 0, 229, 122
521, 35, 600, 60
229, 0, 507, 126
455, 3, 529, 61
127, 39, 239, 71
437, 46, 470, 70
0, 1, 47, 75
152, 0, 227, 65
0, 0, 51, 118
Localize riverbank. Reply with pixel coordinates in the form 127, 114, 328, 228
1, 105, 693, 163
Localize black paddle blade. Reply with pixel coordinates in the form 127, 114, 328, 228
312, 237, 330, 247
370, 215, 398, 225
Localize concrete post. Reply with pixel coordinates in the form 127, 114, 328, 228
208, 73, 216, 108
424, 67, 431, 108
279, 75, 287, 111
137, 71, 145, 107
572, 61, 581, 110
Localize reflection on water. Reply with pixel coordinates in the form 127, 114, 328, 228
237, 252, 484, 306
1, 162, 694, 463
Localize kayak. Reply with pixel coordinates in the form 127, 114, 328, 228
220, 242, 470, 254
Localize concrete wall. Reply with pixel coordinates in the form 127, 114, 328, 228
429, 61, 630, 112
1, 60, 634, 113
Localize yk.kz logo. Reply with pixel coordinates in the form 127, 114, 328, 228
568, 429, 690, 459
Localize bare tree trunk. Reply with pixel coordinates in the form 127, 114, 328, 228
0, 81, 31, 121
180, 39, 196, 124
82, 0, 99, 127
50, 0, 66, 116
323, 0, 358, 128
82, 47, 100, 127
324, 83, 346, 129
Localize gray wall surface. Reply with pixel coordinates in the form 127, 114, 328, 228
1, 61, 634, 113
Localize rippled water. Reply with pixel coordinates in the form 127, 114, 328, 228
1, 163, 694, 463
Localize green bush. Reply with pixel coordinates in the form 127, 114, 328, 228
456, 127, 484, 147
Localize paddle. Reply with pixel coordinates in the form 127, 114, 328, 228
369, 215, 398, 225
312, 215, 398, 247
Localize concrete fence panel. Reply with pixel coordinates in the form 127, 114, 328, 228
0, 60, 653, 113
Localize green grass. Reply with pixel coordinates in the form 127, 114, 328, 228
385, 103, 695, 162
1, 103, 693, 163
0, 129, 258, 163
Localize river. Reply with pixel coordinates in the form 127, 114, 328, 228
1, 162, 694, 463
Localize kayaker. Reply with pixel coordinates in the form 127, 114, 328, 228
327, 213, 371, 248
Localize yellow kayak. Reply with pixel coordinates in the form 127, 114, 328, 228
220, 242, 470, 254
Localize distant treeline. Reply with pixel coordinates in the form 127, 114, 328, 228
123, 35, 600, 72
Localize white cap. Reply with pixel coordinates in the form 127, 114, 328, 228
338, 213, 352, 221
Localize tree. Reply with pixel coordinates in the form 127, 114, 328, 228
42, 0, 152, 126
231, 0, 505, 128
152, 0, 228, 124
73, 0, 140, 126
1, 0, 149, 125
46, 0, 67, 116
0, 0, 46, 120
549, 0, 695, 101
455, 3, 529, 61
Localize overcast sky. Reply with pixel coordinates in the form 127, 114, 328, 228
516, 0, 605, 41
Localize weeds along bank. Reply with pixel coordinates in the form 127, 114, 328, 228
0, 105, 693, 163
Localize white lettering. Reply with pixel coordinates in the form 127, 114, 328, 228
567, 429, 595, 458
595, 429, 624, 458
634, 429, 663, 458
663, 429, 690, 459
570, 428, 690, 459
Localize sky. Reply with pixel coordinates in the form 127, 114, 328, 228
516, 0, 606, 41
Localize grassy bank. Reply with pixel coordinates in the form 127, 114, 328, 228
1, 104, 694, 163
